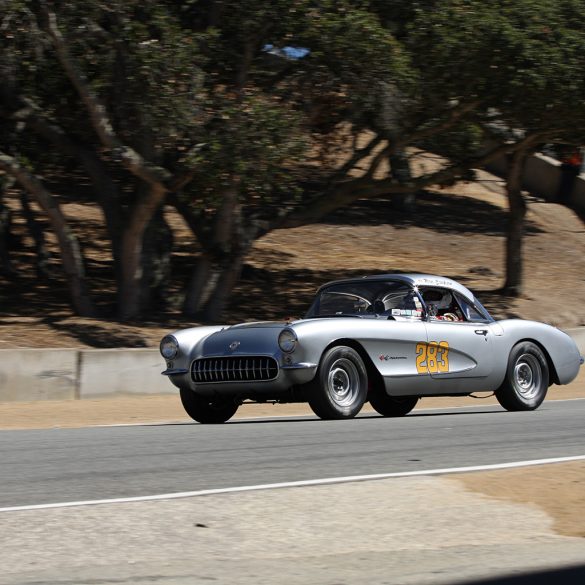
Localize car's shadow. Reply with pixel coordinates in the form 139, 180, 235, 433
147, 408, 505, 428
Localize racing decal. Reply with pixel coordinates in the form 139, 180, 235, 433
416, 341, 449, 374
392, 309, 423, 317
379, 354, 407, 361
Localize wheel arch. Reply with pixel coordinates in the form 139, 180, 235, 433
514, 338, 559, 386
322, 338, 384, 392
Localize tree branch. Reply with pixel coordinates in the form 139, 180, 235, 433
278, 130, 557, 229
6, 92, 125, 258
43, 6, 173, 188
0, 151, 96, 316
392, 99, 483, 153
331, 133, 384, 182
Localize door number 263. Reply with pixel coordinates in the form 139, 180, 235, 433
416, 341, 450, 374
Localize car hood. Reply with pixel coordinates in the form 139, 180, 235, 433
196, 321, 289, 357
224, 321, 292, 330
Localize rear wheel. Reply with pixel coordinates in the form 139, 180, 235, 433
180, 387, 239, 423
308, 345, 368, 420
369, 392, 419, 417
495, 342, 549, 411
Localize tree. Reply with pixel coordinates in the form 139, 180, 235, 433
1, 1, 205, 318
0, 153, 95, 315
172, 0, 509, 319
3, 0, 585, 321
401, 0, 585, 295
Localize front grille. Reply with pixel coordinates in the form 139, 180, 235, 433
191, 356, 279, 383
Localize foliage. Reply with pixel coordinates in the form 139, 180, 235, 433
3, 0, 585, 319
405, 0, 585, 134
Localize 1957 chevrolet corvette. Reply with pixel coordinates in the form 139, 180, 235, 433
160, 274, 583, 423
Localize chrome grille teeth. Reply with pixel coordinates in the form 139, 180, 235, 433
191, 356, 278, 383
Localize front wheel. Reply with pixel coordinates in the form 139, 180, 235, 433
307, 345, 368, 420
495, 342, 549, 411
179, 387, 239, 423
369, 392, 419, 417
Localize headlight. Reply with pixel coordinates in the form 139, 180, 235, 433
278, 328, 298, 353
160, 335, 179, 359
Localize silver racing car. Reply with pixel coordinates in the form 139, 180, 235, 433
160, 274, 583, 423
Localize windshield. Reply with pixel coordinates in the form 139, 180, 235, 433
305, 280, 423, 319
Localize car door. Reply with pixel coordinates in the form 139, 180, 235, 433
371, 319, 430, 396
420, 289, 495, 393
361, 284, 432, 397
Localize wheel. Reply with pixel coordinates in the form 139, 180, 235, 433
307, 345, 368, 420
495, 342, 549, 411
179, 387, 239, 423
369, 391, 419, 417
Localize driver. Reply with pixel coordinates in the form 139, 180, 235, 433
422, 289, 460, 321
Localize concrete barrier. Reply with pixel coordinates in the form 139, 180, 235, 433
78, 349, 170, 398
485, 153, 564, 201
523, 155, 564, 200
0, 328, 583, 402
0, 348, 171, 403
0, 349, 79, 402
570, 175, 585, 215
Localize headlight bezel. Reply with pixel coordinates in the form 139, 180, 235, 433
160, 335, 179, 360
278, 328, 298, 353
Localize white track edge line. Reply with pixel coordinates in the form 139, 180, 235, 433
2, 454, 584, 513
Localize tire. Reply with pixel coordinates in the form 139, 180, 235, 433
307, 345, 368, 420
495, 342, 549, 411
179, 387, 239, 424
369, 392, 419, 417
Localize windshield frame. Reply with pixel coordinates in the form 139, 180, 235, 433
305, 277, 494, 323
305, 279, 425, 320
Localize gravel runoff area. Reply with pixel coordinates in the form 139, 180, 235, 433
2, 470, 585, 585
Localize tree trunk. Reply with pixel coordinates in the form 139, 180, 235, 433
503, 149, 529, 296
183, 253, 215, 316
182, 182, 242, 319
389, 148, 415, 212
140, 207, 174, 311
0, 194, 15, 276
199, 253, 245, 323
118, 182, 167, 320
16, 101, 125, 277
0, 153, 96, 316
19, 191, 52, 278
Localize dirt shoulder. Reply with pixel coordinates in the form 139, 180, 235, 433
452, 461, 585, 539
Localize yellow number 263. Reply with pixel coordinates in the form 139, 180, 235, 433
416, 341, 449, 374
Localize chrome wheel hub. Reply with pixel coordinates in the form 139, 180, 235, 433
327, 358, 360, 406
513, 354, 542, 400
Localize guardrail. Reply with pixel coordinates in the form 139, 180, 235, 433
1, 328, 584, 403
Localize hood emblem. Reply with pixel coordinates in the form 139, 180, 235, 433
229, 341, 240, 351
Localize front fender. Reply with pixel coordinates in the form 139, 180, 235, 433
161, 325, 226, 388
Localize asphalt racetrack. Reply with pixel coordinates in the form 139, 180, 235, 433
2, 399, 584, 509
2, 400, 585, 585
